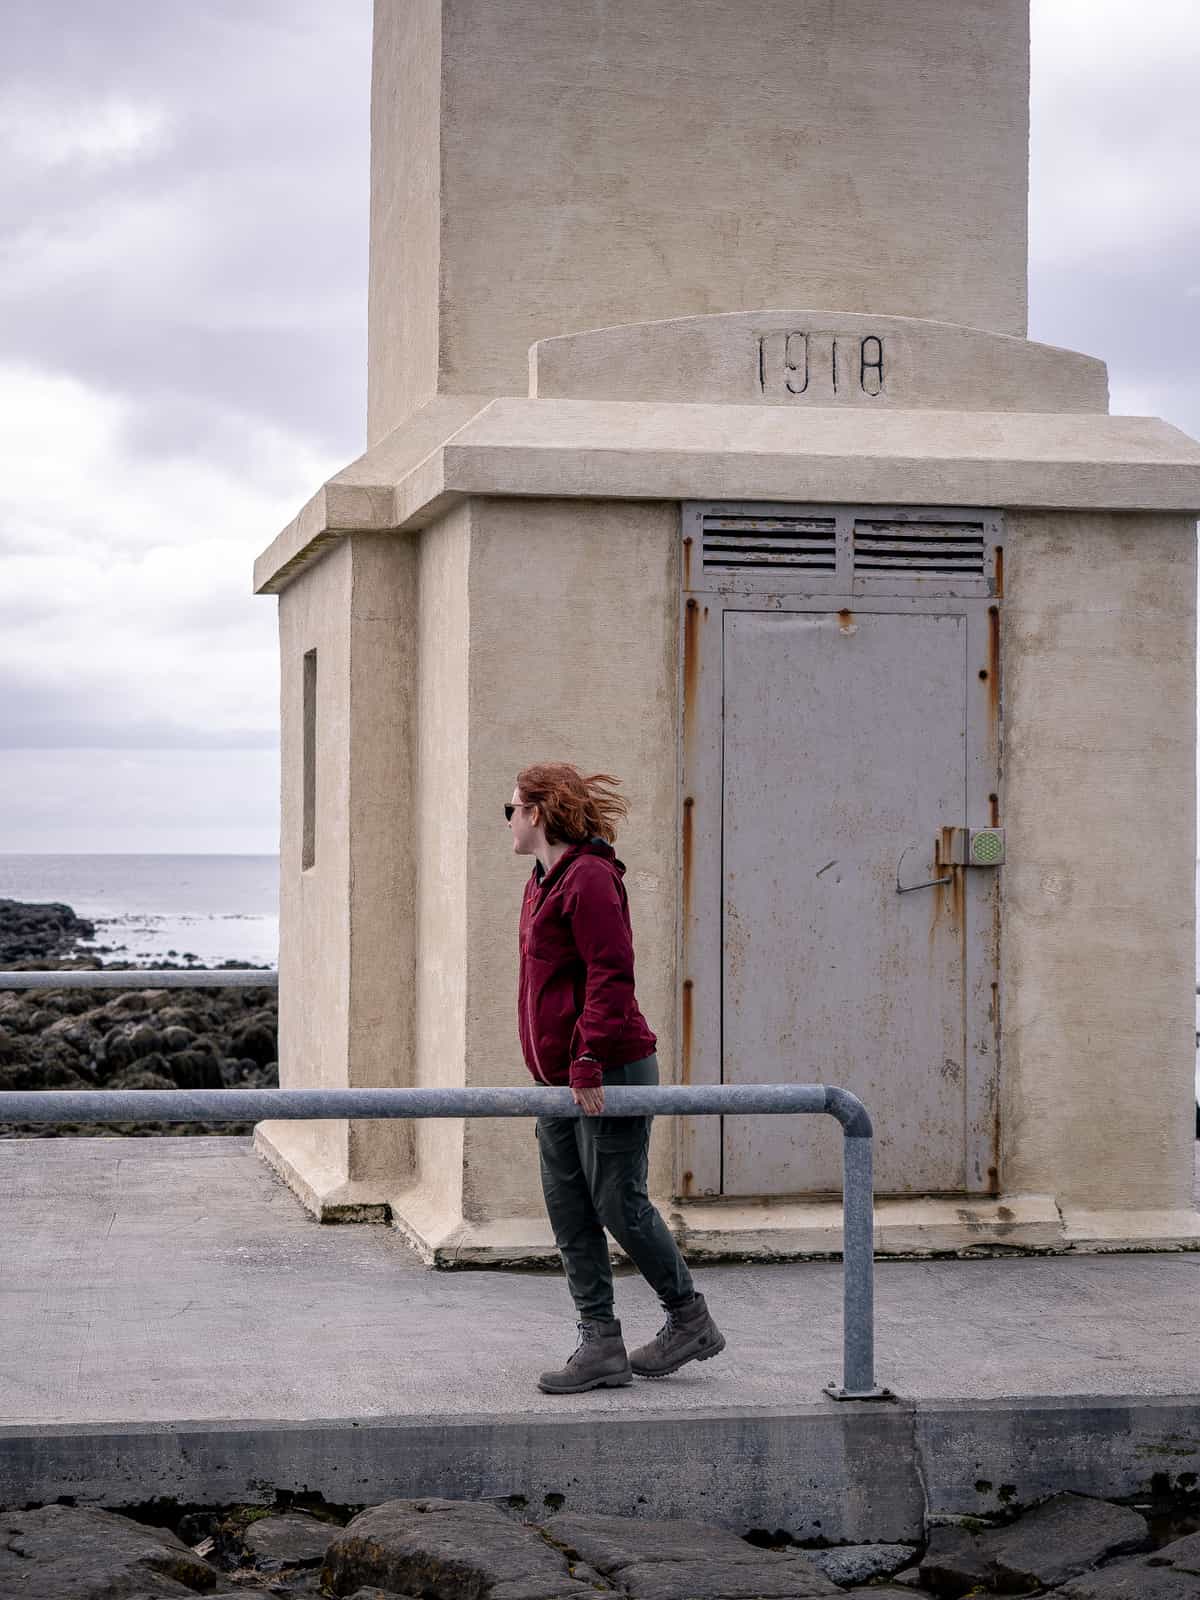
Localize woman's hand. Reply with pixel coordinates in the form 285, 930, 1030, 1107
571, 1084, 605, 1116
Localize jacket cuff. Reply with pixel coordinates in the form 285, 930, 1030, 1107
569, 1057, 604, 1089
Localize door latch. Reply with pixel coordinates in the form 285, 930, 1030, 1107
896, 830, 1005, 895
940, 827, 1006, 867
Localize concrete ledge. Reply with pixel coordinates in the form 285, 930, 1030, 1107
253, 1121, 390, 1224
385, 1188, 1200, 1265
672, 1193, 1066, 1260
4, 1398, 1197, 1541
250, 1135, 1200, 1261
252, 396, 1200, 595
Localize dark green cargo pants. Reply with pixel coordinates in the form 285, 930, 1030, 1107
536, 1053, 695, 1323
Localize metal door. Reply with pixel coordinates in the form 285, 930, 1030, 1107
679, 503, 1002, 1199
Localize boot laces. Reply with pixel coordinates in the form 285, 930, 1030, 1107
656, 1297, 699, 1345
567, 1320, 598, 1364
655, 1308, 684, 1346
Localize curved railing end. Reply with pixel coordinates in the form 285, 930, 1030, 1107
823, 1085, 873, 1139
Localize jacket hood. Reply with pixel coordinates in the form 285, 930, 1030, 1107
532, 835, 626, 894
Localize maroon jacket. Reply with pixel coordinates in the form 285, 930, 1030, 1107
517, 837, 657, 1089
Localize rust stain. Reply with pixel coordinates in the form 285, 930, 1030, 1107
989, 791, 1000, 828
986, 603, 1001, 746
928, 831, 946, 943
681, 978, 694, 1084
989, 979, 1002, 1192
993, 544, 1004, 599
682, 794, 695, 929
682, 535, 693, 591
682, 1169, 695, 1197
682, 597, 700, 760
949, 862, 965, 934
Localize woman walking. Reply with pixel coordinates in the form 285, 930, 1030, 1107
508, 762, 725, 1394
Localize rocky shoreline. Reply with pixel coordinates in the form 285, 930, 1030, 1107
3, 1489, 1199, 1598
0, 896, 277, 1138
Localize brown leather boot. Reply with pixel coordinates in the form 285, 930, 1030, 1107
629, 1291, 726, 1377
537, 1318, 633, 1394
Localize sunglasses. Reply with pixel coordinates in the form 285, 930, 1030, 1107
504, 802, 535, 822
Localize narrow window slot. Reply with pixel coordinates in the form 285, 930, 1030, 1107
302, 648, 317, 870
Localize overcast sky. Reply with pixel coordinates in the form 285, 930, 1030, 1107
1, 1, 1197, 854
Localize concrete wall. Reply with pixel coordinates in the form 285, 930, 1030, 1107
369, 0, 442, 446
346, 534, 418, 1183
460, 498, 681, 1219
1001, 512, 1197, 1211
274, 540, 354, 1180
369, 0, 1030, 443
269, 534, 417, 1192
411, 504, 471, 1221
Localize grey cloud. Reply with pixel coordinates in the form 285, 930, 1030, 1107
2, 1, 370, 458
2, 668, 277, 751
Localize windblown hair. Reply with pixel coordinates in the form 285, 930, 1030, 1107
515, 763, 628, 845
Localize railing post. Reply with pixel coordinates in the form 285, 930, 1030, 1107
822, 1089, 894, 1402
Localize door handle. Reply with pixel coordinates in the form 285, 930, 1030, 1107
895, 842, 952, 895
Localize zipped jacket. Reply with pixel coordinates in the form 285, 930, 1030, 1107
517, 837, 657, 1089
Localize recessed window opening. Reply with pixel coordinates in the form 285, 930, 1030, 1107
302, 648, 317, 871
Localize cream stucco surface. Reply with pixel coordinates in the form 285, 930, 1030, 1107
532, 311, 1107, 412
461, 498, 680, 1221
369, 0, 1030, 443
407, 504, 471, 1225
1000, 511, 1197, 1212
255, 541, 353, 1199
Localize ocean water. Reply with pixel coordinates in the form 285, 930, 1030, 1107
0, 854, 278, 968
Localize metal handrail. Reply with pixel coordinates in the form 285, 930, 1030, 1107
0, 969, 888, 1402
0, 970, 277, 989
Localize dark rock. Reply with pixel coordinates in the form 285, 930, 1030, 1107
113, 990, 152, 1013
545, 1511, 814, 1573
807, 1543, 917, 1586
344, 1589, 425, 1600
920, 1524, 1004, 1596
231, 1020, 277, 1066
840, 1591, 922, 1599
102, 1024, 137, 1069
323, 1497, 593, 1600
167, 1047, 225, 1089
127, 1022, 166, 1058
921, 1494, 1148, 1596
0, 1502, 219, 1598
1058, 1529, 1200, 1598
244, 1510, 338, 1568
163, 1025, 197, 1053
0, 897, 94, 963
107, 1065, 178, 1091
614, 1558, 840, 1599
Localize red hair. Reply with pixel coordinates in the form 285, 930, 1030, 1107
516, 763, 628, 845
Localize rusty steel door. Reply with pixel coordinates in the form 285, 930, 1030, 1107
679, 503, 1002, 1199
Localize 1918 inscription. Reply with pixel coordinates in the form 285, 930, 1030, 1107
757, 330, 885, 400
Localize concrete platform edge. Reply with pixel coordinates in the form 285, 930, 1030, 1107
3, 1396, 1198, 1542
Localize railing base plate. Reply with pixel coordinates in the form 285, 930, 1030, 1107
823, 1381, 897, 1403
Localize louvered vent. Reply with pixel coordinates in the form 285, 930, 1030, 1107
853, 519, 986, 577
703, 514, 837, 572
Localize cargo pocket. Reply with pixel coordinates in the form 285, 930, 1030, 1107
593, 1116, 648, 1152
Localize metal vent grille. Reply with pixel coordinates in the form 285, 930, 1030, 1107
852, 519, 986, 577
703, 514, 837, 572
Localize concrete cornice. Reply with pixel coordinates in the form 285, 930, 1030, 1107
254, 398, 1200, 595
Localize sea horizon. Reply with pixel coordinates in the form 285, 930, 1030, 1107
0, 852, 279, 968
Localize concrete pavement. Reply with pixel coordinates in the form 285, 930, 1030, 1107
2, 1137, 1198, 1540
